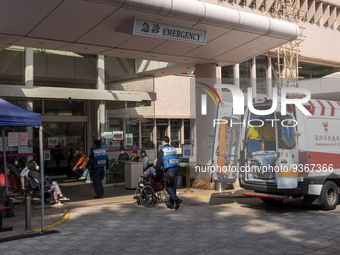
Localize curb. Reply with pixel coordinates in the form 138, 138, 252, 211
181, 194, 248, 199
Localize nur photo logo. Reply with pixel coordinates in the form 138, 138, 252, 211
196, 82, 222, 115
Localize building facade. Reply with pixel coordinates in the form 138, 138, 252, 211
1, 0, 336, 184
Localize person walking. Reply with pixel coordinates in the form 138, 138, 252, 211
139, 150, 149, 172
87, 139, 109, 199
155, 136, 182, 210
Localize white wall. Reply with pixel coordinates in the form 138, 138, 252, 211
154, 75, 195, 119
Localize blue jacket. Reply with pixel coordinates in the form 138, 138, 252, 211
90, 147, 108, 168
160, 145, 179, 169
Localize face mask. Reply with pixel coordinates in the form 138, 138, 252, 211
121, 151, 124, 154
141, 153, 145, 156
36, 166, 40, 171
14, 161, 18, 166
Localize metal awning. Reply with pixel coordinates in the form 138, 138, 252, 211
0, 85, 155, 102
0, 0, 299, 75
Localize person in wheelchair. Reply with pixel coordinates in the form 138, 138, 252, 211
134, 160, 166, 207
22, 160, 70, 205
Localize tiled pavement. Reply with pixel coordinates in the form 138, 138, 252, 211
1, 180, 340, 254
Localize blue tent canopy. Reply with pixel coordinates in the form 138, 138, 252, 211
0, 98, 42, 127
1, 98, 46, 232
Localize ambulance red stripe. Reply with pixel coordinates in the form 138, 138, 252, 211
308, 100, 315, 115
316, 100, 325, 115
327, 101, 335, 116
304, 151, 340, 169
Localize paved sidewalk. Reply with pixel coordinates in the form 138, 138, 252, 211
1, 182, 340, 254
13, 179, 340, 254
1, 179, 246, 242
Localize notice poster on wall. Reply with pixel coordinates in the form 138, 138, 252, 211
8, 132, 18, 147
112, 131, 124, 141
44, 150, 51, 161
182, 144, 193, 158
18, 132, 28, 146
7, 132, 28, 147
48, 138, 58, 147
126, 133, 133, 146
104, 132, 113, 139
18, 146, 29, 154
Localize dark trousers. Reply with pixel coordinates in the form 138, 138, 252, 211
164, 167, 179, 205
92, 167, 105, 197
73, 167, 83, 178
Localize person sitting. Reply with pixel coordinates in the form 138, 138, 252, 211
25, 160, 70, 205
7, 157, 21, 178
71, 150, 88, 180
143, 166, 156, 178
130, 151, 140, 162
139, 150, 149, 172
118, 149, 129, 161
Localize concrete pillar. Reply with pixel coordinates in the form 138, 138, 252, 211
25, 47, 33, 87
138, 120, 142, 148
251, 57, 256, 99
233, 63, 240, 88
194, 63, 220, 166
180, 119, 185, 147
26, 100, 34, 161
153, 119, 157, 158
97, 55, 105, 90
25, 48, 34, 161
266, 56, 273, 97
167, 119, 171, 140
97, 101, 105, 138
97, 55, 106, 138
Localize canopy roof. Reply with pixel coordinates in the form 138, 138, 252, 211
0, 98, 42, 127
0, 0, 299, 76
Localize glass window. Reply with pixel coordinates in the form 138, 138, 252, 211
239, 59, 252, 92
278, 115, 296, 149
44, 100, 85, 116
105, 57, 136, 85
126, 118, 140, 149
299, 61, 340, 79
0, 47, 25, 85
170, 119, 181, 148
256, 56, 267, 94
109, 119, 123, 131
156, 119, 168, 147
141, 119, 154, 149
35, 122, 86, 175
221, 65, 233, 79
221, 65, 234, 88
34, 49, 97, 89
3, 97, 27, 109
184, 119, 191, 145
33, 100, 42, 114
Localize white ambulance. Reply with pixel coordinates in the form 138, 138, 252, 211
213, 99, 340, 210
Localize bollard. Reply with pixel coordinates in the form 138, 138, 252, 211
25, 196, 32, 230
215, 181, 223, 192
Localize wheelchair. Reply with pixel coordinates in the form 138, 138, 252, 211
133, 174, 168, 208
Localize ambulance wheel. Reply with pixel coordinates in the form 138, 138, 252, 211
260, 198, 283, 205
320, 181, 339, 210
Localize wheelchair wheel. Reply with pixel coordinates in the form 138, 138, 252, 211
140, 186, 156, 207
